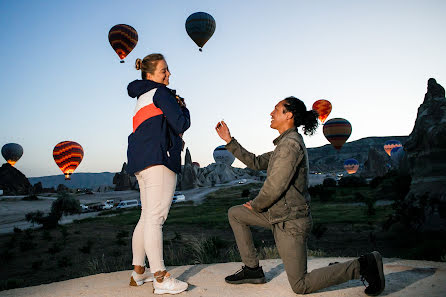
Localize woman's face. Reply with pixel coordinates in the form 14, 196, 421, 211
147, 59, 170, 86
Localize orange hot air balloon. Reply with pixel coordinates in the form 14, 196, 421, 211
323, 118, 352, 151
53, 141, 84, 180
312, 100, 332, 123
383, 140, 402, 156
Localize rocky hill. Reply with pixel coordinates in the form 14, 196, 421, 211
308, 136, 408, 173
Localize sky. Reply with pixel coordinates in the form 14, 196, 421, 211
1, 0, 446, 177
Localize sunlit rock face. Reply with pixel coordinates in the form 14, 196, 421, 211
180, 148, 197, 190
404, 78, 446, 231
113, 162, 137, 191
0, 163, 32, 195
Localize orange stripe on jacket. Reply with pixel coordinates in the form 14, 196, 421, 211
133, 103, 163, 132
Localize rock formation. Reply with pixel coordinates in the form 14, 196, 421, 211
180, 148, 198, 190
113, 163, 137, 191
360, 148, 390, 178
0, 163, 32, 195
403, 78, 446, 231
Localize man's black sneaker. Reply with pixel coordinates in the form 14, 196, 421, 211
359, 251, 385, 296
225, 265, 266, 284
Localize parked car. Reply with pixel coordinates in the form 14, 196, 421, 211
80, 204, 89, 211
238, 179, 247, 184
172, 192, 185, 203
101, 203, 113, 210
116, 199, 139, 209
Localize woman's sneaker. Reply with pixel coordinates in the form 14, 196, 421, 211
359, 251, 385, 296
129, 269, 154, 286
153, 271, 188, 295
225, 265, 266, 284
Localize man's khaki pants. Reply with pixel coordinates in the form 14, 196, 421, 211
228, 205, 361, 294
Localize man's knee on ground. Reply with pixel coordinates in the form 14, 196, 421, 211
291, 279, 310, 295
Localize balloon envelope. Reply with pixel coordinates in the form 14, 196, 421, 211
108, 24, 138, 62
390, 146, 405, 166
384, 140, 402, 156
323, 118, 352, 151
185, 12, 216, 50
1, 143, 23, 166
213, 145, 235, 166
344, 158, 359, 174
53, 141, 84, 180
312, 99, 332, 123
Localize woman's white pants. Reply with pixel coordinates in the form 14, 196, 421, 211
132, 165, 177, 273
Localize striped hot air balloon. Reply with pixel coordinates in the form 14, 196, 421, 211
53, 141, 84, 180
185, 12, 216, 51
1, 143, 23, 166
344, 158, 359, 174
323, 118, 352, 151
312, 99, 332, 123
108, 24, 138, 63
383, 140, 402, 156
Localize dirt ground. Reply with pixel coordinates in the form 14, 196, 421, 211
1, 258, 445, 297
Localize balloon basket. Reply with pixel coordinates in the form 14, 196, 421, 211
199, 48, 202, 52
120, 60, 125, 63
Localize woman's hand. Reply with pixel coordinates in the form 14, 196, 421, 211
215, 120, 232, 144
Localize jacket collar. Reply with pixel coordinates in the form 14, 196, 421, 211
273, 127, 298, 146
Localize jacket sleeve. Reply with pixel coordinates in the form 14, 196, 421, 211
250, 138, 304, 212
225, 138, 272, 171
153, 87, 191, 134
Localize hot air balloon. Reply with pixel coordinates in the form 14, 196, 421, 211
383, 140, 402, 156
1, 143, 23, 166
185, 12, 216, 51
312, 100, 332, 123
344, 158, 359, 174
390, 146, 405, 166
323, 118, 352, 151
108, 24, 138, 63
213, 145, 235, 166
53, 141, 84, 180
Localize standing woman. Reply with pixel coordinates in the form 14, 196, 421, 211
127, 53, 190, 295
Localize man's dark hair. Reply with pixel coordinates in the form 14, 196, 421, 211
283, 96, 319, 135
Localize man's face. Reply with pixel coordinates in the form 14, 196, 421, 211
270, 100, 291, 130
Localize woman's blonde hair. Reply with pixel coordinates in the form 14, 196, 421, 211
135, 53, 165, 79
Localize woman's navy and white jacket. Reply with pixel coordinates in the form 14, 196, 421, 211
126, 79, 190, 175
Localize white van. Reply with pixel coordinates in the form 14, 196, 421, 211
116, 199, 139, 209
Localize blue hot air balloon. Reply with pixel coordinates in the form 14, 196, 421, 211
213, 145, 235, 166
390, 146, 405, 166
343, 158, 359, 174
2, 143, 23, 166
185, 12, 216, 51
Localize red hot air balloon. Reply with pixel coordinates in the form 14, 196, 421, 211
185, 12, 216, 51
323, 118, 352, 151
108, 24, 138, 63
53, 141, 84, 180
312, 100, 332, 123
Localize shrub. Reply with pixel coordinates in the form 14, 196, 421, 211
22, 195, 39, 201
79, 239, 94, 254
241, 189, 250, 197
311, 223, 327, 239
48, 243, 63, 254
32, 260, 43, 270
13, 227, 22, 233
57, 256, 72, 267
338, 175, 367, 187
323, 178, 337, 187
